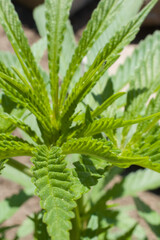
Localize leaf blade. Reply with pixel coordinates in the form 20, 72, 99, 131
45, 0, 73, 120
60, 0, 123, 106
32, 146, 76, 240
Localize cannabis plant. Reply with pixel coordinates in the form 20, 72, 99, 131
0, 0, 160, 239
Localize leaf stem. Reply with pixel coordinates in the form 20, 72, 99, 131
6, 158, 33, 177
70, 204, 81, 240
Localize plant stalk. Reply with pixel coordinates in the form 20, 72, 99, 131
70, 204, 81, 240
6, 158, 33, 177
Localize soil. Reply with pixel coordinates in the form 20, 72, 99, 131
0, 2, 160, 240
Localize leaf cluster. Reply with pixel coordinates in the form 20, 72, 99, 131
0, 0, 160, 239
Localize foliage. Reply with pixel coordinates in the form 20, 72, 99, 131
0, 0, 160, 239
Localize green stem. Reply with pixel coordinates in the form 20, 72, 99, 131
70, 204, 81, 240
6, 158, 33, 177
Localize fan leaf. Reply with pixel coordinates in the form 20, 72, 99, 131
0, 0, 50, 112
60, 0, 123, 106
0, 61, 53, 138
32, 146, 76, 240
45, 0, 73, 121
0, 113, 42, 144
0, 134, 34, 159
60, 0, 157, 131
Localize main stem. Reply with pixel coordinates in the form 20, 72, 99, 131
70, 201, 82, 240
6, 158, 32, 177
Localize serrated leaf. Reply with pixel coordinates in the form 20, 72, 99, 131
45, 0, 73, 120
62, 137, 117, 162
75, 113, 160, 138
0, 96, 25, 136
0, 63, 53, 138
63, 137, 160, 170
59, 20, 76, 80
112, 31, 160, 93
87, 0, 144, 65
60, 0, 157, 130
65, 153, 110, 201
73, 155, 108, 189
0, 112, 42, 144
108, 32, 160, 121
124, 53, 160, 120
32, 146, 76, 240
30, 212, 51, 240
0, 159, 7, 174
33, 4, 76, 82
92, 92, 125, 118
0, 134, 34, 159
0, 0, 50, 110
60, 0, 123, 106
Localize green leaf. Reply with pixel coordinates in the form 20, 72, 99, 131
115, 224, 137, 240
75, 113, 160, 138
119, 49, 160, 144
1, 94, 17, 114
136, 90, 160, 134
87, 0, 144, 65
63, 137, 157, 169
86, 167, 122, 208
105, 169, 160, 200
0, 0, 50, 109
0, 190, 31, 224
92, 92, 125, 118
32, 146, 76, 240
0, 63, 53, 137
108, 31, 160, 121
45, 0, 73, 120
62, 137, 116, 161
33, 4, 76, 81
0, 159, 7, 174
0, 134, 34, 159
0, 51, 19, 68
105, 206, 146, 240
59, 21, 76, 80
0, 113, 42, 144
17, 216, 34, 239
112, 31, 160, 93
30, 212, 51, 240
71, 155, 109, 195
124, 54, 160, 120
60, 0, 123, 106
33, 4, 46, 37
31, 37, 47, 64
65, 153, 110, 201
121, 110, 160, 172
60, 0, 157, 129
82, 225, 110, 240
134, 197, 160, 238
